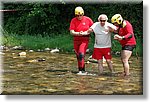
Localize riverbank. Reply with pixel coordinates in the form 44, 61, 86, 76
2, 33, 142, 56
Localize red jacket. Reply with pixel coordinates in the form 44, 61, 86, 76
118, 20, 136, 47
69, 16, 93, 41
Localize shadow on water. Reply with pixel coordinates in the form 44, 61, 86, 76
1, 50, 143, 95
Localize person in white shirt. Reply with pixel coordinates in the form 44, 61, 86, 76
81, 14, 117, 75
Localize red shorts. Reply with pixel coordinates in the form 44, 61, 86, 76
92, 48, 112, 60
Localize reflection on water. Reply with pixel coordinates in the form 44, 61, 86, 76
1, 50, 143, 95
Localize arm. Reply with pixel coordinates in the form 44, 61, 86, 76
108, 26, 115, 32
87, 28, 93, 34
114, 22, 134, 41
116, 33, 133, 40
79, 28, 93, 36
70, 30, 82, 36
114, 34, 123, 41
108, 23, 119, 33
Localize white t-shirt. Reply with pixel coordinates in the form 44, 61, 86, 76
90, 22, 117, 48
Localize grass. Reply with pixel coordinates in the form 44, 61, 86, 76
2, 33, 143, 56
2, 33, 74, 52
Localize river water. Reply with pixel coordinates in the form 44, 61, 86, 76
1, 50, 143, 95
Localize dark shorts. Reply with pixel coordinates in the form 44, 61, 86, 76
122, 45, 136, 51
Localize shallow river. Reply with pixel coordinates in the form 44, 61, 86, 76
1, 50, 143, 95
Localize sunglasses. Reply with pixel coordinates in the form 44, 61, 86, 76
100, 20, 106, 22
76, 15, 83, 17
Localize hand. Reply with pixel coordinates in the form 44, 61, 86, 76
114, 34, 122, 40
108, 26, 114, 32
108, 26, 119, 33
79, 31, 89, 35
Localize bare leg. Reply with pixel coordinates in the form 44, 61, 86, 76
106, 59, 114, 73
121, 50, 132, 76
97, 59, 103, 75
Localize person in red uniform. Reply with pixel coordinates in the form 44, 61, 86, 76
69, 6, 93, 75
111, 14, 136, 76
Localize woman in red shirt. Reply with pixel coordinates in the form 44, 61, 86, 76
111, 14, 136, 76
69, 6, 93, 75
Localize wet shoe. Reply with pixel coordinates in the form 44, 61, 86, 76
77, 71, 88, 75
77, 71, 82, 75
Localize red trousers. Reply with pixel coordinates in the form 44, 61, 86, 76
74, 40, 89, 71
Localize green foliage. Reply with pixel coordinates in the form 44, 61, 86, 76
3, 3, 142, 36
2, 2, 143, 56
